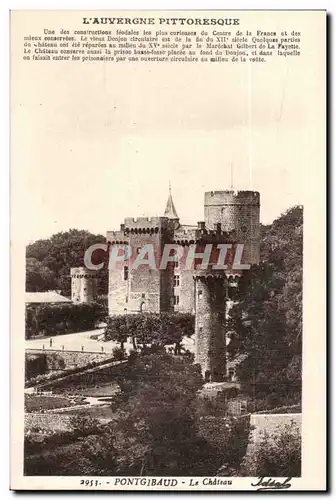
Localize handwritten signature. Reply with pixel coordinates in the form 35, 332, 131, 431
251, 477, 292, 491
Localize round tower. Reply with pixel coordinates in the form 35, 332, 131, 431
194, 272, 227, 382
204, 190, 260, 266
71, 267, 97, 304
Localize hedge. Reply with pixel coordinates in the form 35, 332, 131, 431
25, 356, 118, 388
26, 302, 107, 339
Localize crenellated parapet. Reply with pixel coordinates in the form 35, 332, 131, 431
205, 190, 260, 207
124, 216, 170, 230
70, 266, 97, 304
204, 189, 260, 266
193, 272, 227, 282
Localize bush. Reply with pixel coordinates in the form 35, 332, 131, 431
26, 302, 106, 338
112, 347, 126, 361
198, 414, 251, 474
25, 354, 48, 380
241, 421, 301, 477
69, 415, 102, 438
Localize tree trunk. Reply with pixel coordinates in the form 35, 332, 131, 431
174, 342, 181, 355
140, 457, 147, 476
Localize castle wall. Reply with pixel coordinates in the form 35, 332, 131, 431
25, 349, 112, 371
175, 268, 195, 313
172, 226, 197, 313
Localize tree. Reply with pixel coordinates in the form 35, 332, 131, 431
228, 206, 303, 409
26, 257, 57, 292
104, 312, 194, 354
26, 229, 108, 296
83, 352, 221, 476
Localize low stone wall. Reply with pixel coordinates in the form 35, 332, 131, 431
249, 413, 302, 446
24, 411, 112, 434
25, 412, 73, 433
26, 349, 113, 371
242, 413, 302, 474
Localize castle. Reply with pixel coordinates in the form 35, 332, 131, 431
71, 187, 260, 382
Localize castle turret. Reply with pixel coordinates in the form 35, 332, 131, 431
71, 267, 97, 304
204, 190, 260, 265
164, 183, 180, 230
194, 271, 227, 382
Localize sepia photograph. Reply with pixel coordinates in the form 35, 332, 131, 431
10, 9, 326, 491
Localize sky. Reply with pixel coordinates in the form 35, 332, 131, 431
11, 11, 324, 244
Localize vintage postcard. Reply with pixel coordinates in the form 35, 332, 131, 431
10, 9, 326, 491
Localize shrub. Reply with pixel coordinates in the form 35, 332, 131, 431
198, 414, 251, 474
112, 347, 126, 361
25, 354, 48, 380
241, 421, 301, 477
69, 415, 102, 438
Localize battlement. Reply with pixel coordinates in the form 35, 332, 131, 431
205, 190, 260, 206
174, 225, 198, 243
70, 267, 96, 278
106, 230, 128, 243
173, 224, 238, 245
193, 272, 227, 281
124, 216, 169, 230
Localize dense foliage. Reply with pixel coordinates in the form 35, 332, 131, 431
228, 206, 303, 408
104, 312, 194, 354
241, 421, 301, 477
26, 302, 106, 339
25, 353, 49, 380
107, 352, 219, 475
25, 353, 252, 476
26, 229, 108, 296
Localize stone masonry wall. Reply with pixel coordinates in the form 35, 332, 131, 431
195, 276, 226, 381
204, 190, 260, 266
25, 412, 73, 433
24, 412, 112, 434
26, 349, 113, 371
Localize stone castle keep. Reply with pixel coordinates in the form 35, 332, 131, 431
71, 188, 260, 381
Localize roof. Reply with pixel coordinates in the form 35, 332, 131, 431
164, 184, 179, 220
25, 291, 72, 304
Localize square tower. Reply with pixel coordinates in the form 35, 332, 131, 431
106, 217, 175, 315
